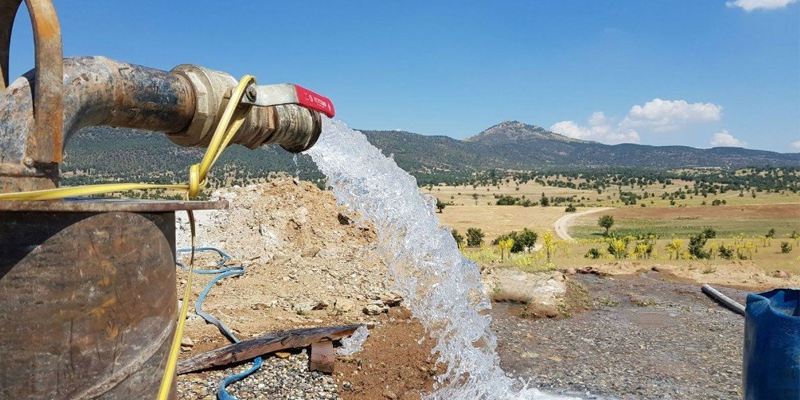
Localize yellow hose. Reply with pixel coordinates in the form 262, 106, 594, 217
0, 75, 258, 400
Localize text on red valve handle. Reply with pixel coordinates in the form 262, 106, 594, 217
294, 85, 335, 118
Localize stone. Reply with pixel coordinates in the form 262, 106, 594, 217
363, 304, 388, 316
180, 337, 194, 351
334, 297, 355, 313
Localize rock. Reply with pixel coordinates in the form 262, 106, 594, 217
301, 246, 321, 258
334, 297, 355, 313
275, 351, 291, 359
485, 268, 566, 308
180, 337, 194, 351
363, 304, 388, 316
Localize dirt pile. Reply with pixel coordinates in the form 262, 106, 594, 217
174, 178, 403, 349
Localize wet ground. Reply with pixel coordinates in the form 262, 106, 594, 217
491, 272, 748, 400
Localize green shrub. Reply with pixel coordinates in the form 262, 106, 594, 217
492, 228, 538, 253
451, 229, 465, 247
585, 248, 602, 259
718, 245, 734, 260
466, 228, 485, 247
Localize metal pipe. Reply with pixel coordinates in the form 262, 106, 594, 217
0, 57, 322, 193
701, 283, 746, 316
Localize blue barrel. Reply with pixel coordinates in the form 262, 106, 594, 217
744, 289, 800, 400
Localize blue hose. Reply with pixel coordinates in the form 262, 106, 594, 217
176, 247, 263, 400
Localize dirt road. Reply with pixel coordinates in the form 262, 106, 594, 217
554, 207, 613, 241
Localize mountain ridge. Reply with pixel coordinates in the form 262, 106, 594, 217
61, 121, 800, 189
360, 120, 799, 173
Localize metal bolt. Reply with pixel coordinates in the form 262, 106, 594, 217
23, 157, 35, 168
245, 84, 257, 102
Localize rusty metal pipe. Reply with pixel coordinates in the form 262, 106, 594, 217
0, 56, 322, 193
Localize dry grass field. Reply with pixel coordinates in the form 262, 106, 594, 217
430, 178, 800, 278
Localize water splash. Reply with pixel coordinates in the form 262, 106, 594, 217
337, 325, 370, 356
305, 119, 577, 400
292, 154, 301, 180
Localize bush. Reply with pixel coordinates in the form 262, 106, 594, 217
607, 237, 629, 259
451, 229, 464, 247
781, 242, 793, 254
718, 245, 734, 260
702, 227, 717, 239
565, 204, 577, 212
492, 228, 538, 253
495, 195, 517, 206
466, 228, 485, 247
766, 228, 776, 238
688, 233, 710, 259
585, 248, 602, 259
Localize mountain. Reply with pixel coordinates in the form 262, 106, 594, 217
61, 121, 800, 188
466, 120, 588, 144
363, 121, 800, 172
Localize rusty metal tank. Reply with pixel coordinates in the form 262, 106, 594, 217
0, 199, 225, 400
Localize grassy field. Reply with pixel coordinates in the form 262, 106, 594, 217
571, 204, 800, 239
428, 177, 799, 210
431, 178, 800, 276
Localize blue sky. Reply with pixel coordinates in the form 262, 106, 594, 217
9, 0, 800, 152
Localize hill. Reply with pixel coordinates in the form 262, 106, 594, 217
364, 120, 800, 172
61, 121, 800, 188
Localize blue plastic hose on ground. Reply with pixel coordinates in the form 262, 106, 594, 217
176, 247, 263, 400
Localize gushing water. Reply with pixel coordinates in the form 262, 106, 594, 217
305, 119, 577, 400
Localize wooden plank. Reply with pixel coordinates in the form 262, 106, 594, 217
309, 341, 335, 374
177, 324, 362, 375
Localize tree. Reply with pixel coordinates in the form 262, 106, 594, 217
565, 204, 577, 212
451, 229, 465, 248
516, 228, 538, 252
598, 215, 615, 236
540, 193, 550, 207
436, 198, 446, 213
466, 228, 485, 247
688, 233, 710, 259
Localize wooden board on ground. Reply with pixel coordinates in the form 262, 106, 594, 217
177, 324, 362, 375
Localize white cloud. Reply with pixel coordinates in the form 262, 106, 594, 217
710, 130, 747, 147
790, 141, 800, 151
621, 98, 723, 132
551, 112, 641, 145
726, 0, 798, 11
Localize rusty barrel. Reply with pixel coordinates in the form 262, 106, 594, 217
0, 199, 225, 400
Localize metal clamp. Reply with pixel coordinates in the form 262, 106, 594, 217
0, 0, 64, 164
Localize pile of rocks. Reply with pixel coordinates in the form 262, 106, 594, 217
176, 350, 339, 400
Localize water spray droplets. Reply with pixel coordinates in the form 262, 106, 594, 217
305, 119, 577, 400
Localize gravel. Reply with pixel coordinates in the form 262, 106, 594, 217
491, 271, 746, 400
177, 350, 339, 400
